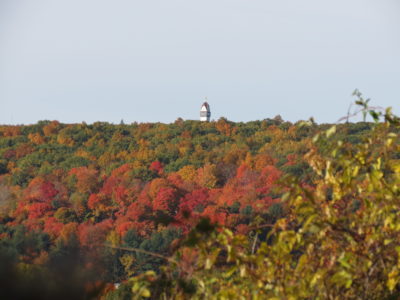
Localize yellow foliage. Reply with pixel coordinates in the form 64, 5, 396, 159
178, 165, 197, 182
197, 164, 218, 189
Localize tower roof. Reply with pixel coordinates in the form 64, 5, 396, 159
201, 102, 210, 110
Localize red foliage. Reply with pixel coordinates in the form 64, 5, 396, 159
101, 176, 119, 197
126, 202, 145, 221
78, 219, 113, 248
177, 189, 209, 218
43, 217, 63, 237
115, 221, 135, 236
236, 164, 249, 180
149, 161, 164, 175
40, 181, 58, 202
202, 206, 227, 226
111, 164, 131, 177
166, 173, 186, 190
260, 165, 282, 187
27, 203, 52, 219
114, 186, 127, 205
153, 187, 177, 212
88, 194, 101, 210
236, 224, 250, 235
25, 178, 58, 203
285, 154, 297, 166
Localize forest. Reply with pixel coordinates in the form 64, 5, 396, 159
0, 99, 399, 299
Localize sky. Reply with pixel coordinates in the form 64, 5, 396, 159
0, 0, 399, 124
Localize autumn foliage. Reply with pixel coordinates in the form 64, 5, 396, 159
0, 105, 396, 298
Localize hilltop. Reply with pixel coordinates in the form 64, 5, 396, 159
0, 118, 388, 299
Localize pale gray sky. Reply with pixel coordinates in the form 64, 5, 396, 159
0, 0, 399, 124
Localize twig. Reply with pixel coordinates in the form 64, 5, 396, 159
248, 224, 275, 231
337, 106, 385, 124
105, 244, 178, 264
251, 232, 258, 255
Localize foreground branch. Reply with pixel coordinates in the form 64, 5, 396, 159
105, 244, 177, 264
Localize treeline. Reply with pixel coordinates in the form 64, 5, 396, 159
0, 117, 379, 298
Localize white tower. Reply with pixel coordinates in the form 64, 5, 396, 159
200, 102, 211, 122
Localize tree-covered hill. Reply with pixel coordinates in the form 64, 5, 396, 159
1, 111, 398, 299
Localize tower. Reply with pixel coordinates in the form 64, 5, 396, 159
200, 102, 211, 122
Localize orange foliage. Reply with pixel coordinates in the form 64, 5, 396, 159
42, 121, 60, 136
69, 167, 99, 194
28, 133, 45, 145
2, 126, 21, 137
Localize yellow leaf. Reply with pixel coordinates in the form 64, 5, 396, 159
326, 126, 336, 138
387, 270, 399, 291
387, 278, 397, 292
141, 288, 151, 298
240, 265, 246, 277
